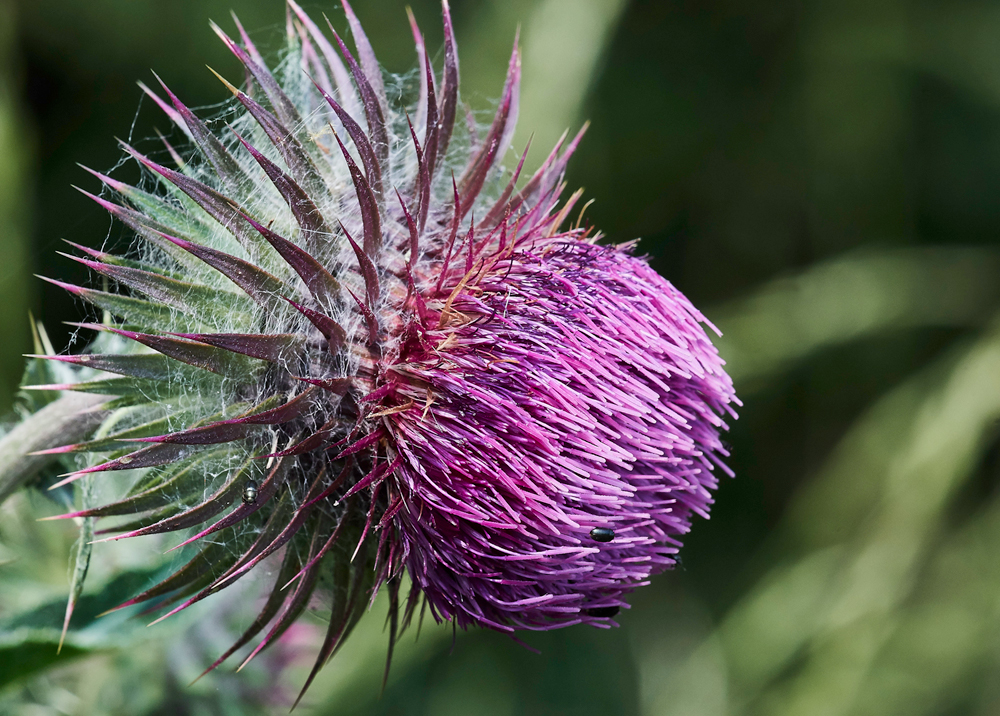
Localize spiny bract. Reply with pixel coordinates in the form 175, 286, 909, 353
27, 0, 737, 702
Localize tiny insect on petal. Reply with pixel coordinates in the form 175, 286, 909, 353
589, 527, 615, 543
584, 606, 620, 618
242, 479, 259, 505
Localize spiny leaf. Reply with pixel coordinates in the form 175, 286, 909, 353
51, 443, 205, 489
169, 331, 306, 363
481, 139, 531, 230
73, 186, 208, 273
158, 233, 288, 310
396, 189, 420, 273
97, 458, 258, 541
148, 492, 297, 626
212, 20, 305, 136
37, 277, 177, 331
94, 503, 187, 535
332, 130, 382, 257
407, 8, 441, 182
342, 222, 380, 308
420, 39, 441, 183
265, 414, 346, 457
61, 240, 199, 283
63, 242, 211, 290
406, 116, 431, 234
32, 410, 204, 456
242, 213, 341, 309
513, 123, 588, 214
149, 72, 249, 193
313, 81, 384, 202
119, 142, 267, 256
457, 35, 520, 215
165, 457, 289, 552
212, 466, 330, 589
408, 7, 430, 134
292, 17, 335, 104
327, 18, 389, 173
23, 375, 180, 400
340, 0, 387, 118
209, 68, 330, 200
242, 522, 326, 676
26, 353, 179, 382
437, 0, 460, 163
76, 323, 260, 376
130, 387, 317, 445
106, 540, 232, 612
286, 0, 362, 122
285, 298, 346, 352
231, 128, 333, 251
348, 288, 379, 345
58, 511, 94, 655
194, 546, 302, 681
80, 166, 216, 247
382, 576, 401, 692
60, 252, 240, 317
53, 449, 228, 519
293, 533, 371, 707
137, 80, 189, 138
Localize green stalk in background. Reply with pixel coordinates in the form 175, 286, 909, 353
0, 2, 31, 413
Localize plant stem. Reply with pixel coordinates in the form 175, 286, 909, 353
0, 393, 109, 505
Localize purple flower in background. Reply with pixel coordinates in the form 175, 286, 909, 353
20, 0, 737, 702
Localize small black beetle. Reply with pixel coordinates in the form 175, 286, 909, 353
242, 479, 259, 505
584, 606, 620, 618
590, 527, 615, 543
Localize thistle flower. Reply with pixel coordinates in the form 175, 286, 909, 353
20, 0, 737, 701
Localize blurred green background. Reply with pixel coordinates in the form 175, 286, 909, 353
3, 0, 1000, 714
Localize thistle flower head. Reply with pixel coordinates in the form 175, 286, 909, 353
26, 0, 736, 700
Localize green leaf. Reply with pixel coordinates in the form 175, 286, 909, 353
713, 247, 1000, 390
0, 566, 167, 690
58, 513, 94, 654
675, 314, 1000, 714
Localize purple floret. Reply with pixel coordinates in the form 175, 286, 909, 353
380, 236, 737, 630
